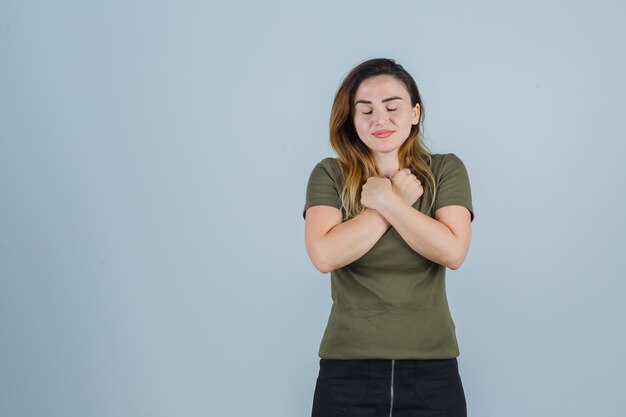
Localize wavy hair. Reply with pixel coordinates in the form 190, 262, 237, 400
329, 57, 437, 220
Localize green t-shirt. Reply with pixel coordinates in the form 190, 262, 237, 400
302, 153, 474, 359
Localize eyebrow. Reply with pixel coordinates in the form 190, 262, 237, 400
354, 96, 403, 106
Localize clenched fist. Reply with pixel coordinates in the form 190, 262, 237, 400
360, 176, 394, 211
391, 168, 423, 206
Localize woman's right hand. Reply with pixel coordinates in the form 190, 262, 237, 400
391, 168, 423, 206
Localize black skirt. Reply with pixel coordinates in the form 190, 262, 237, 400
311, 358, 467, 417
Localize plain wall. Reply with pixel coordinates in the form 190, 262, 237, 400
1, 1, 625, 416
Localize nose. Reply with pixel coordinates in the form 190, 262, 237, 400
372, 108, 390, 126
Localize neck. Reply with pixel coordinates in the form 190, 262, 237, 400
373, 153, 400, 178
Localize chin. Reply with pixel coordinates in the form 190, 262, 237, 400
369, 145, 400, 154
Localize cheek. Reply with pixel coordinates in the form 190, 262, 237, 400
397, 112, 414, 128
353, 120, 370, 141
353, 118, 367, 133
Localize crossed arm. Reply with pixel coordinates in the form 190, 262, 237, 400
304, 195, 471, 273
375, 192, 472, 270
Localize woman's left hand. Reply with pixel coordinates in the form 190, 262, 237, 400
361, 176, 394, 211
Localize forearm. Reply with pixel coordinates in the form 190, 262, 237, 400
319, 208, 391, 273
376, 193, 458, 268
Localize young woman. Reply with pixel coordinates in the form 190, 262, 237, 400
303, 58, 475, 417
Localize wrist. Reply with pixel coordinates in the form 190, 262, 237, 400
364, 206, 391, 228
376, 191, 403, 218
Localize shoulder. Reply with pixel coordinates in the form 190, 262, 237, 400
429, 152, 465, 164
429, 152, 468, 175
317, 156, 339, 167
318, 156, 341, 169
311, 157, 344, 180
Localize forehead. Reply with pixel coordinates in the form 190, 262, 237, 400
354, 75, 408, 102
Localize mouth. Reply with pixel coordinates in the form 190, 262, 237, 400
373, 130, 394, 138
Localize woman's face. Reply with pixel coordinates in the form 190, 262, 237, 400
352, 74, 420, 156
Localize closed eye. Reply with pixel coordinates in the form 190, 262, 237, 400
362, 108, 397, 115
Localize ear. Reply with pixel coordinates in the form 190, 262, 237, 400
412, 103, 421, 125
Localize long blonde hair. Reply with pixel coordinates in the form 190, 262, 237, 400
329, 58, 437, 220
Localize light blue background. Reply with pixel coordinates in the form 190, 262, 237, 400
1, 1, 625, 416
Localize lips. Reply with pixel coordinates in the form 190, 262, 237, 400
373, 130, 394, 138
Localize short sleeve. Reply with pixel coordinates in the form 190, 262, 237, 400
433, 153, 475, 222
302, 158, 343, 219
